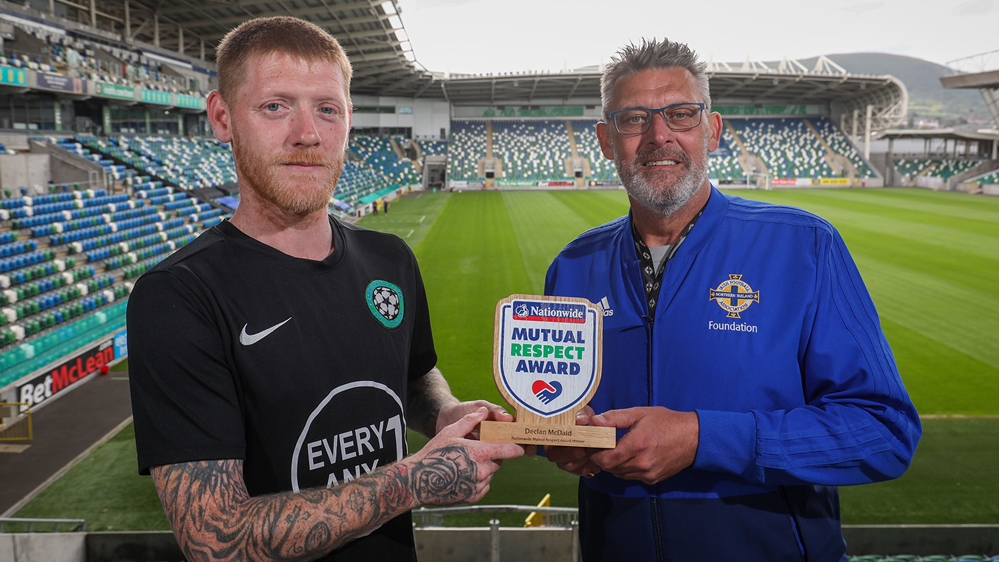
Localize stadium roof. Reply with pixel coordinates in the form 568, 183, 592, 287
47, 0, 906, 128
876, 128, 999, 142
437, 58, 907, 127
114, 0, 434, 96
940, 71, 1000, 90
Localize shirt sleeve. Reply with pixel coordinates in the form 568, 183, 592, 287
693, 228, 922, 486
406, 249, 438, 380
128, 268, 246, 475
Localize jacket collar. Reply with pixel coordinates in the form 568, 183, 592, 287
622, 184, 728, 265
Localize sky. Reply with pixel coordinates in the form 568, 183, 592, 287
395, 0, 999, 75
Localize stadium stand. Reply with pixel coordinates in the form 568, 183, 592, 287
810, 118, 876, 179
491, 120, 574, 182
110, 136, 238, 189
894, 157, 986, 184
570, 121, 618, 182
0, 5, 896, 194
3, 21, 202, 96
730, 118, 837, 178
417, 139, 448, 158
443, 116, 883, 185
976, 170, 999, 185
351, 135, 421, 188
709, 128, 746, 183
0, 180, 225, 386
448, 120, 489, 182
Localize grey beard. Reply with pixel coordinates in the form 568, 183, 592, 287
615, 138, 710, 218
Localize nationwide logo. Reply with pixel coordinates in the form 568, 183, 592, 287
366, 280, 404, 329
512, 300, 586, 324
532, 380, 562, 404
709, 274, 760, 318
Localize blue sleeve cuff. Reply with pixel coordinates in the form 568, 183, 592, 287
692, 410, 757, 476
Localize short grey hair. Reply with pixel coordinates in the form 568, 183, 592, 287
601, 38, 711, 121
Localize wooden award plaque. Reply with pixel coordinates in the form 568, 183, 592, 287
480, 294, 616, 448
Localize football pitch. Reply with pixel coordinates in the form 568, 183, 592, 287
13, 187, 998, 530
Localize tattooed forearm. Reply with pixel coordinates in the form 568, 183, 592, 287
148, 407, 496, 561
151, 459, 420, 562
407, 368, 459, 437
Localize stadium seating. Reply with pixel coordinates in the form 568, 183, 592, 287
108, 136, 237, 190
976, 171, 998, 185
418, 140, 448, 157
570, 121, 618, 182
894, 158, 985, 184
932, 159, 983, 179
448, 120, 488, 182
491, 120, 574, 182
0, 168, 228, 386
350, 135, 421, 188
809, 118, 876, 178
730, 118, 835, 178
4, 22, 204, 96
448, 116, 880, 185
709, 129, 745, 183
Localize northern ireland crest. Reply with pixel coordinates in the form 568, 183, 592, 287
709, 274, 760, 319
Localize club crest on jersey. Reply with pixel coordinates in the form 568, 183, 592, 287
709, 274, 760, 318
366, 280, 404, 329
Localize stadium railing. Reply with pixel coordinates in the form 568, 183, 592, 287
0, 517, 86, 532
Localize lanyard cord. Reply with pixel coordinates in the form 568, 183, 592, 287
630, 208, 704, 319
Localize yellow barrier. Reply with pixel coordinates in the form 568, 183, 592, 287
0, 402, 32, 442
523, 493, 551, 527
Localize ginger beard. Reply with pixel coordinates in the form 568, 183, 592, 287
614, 132, 710, 218
231, 126, 344, 216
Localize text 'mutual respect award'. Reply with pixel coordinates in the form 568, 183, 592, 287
480, 294, 616, 448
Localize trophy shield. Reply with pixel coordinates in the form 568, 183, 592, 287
480, 294, 615, 448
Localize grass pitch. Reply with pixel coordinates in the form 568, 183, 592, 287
14, 187, 998, 529
370, 187, 999, 525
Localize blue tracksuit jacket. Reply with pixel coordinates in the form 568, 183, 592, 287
544, 187, 921, 562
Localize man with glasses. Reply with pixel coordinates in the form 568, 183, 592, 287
543, 39, 920, 561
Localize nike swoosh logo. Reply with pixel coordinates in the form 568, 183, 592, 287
240, 317, 292, 346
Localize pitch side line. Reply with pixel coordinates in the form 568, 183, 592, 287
1, 416, 134, 518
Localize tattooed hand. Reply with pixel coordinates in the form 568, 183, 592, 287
404, 407, 525, 506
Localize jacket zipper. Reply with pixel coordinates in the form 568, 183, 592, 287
644, 268, 662, 561
779, 487, 808, 561
649, 496, 666, 562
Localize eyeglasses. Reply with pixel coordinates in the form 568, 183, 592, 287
607, 102, 707, 135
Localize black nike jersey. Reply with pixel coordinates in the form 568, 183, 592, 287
128, 217, 437, 560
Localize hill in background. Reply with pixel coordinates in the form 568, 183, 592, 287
801, 53, 989, 125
